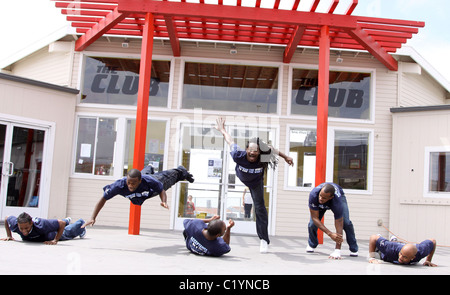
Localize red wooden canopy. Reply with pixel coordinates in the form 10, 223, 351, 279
52, 0, 424, 236
54, 0, 424, 70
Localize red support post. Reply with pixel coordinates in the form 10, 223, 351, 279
129, 12, 155, 235
316, 25, 330, 244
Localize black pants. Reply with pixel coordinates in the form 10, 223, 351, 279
248, 181, 270, 244
147, 166, 191, 197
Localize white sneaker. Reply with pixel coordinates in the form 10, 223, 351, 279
350, 251, 359, 257
306, 245, 315, 253
260, 240, 268, 253
389, 235, 398, 242
63, 217, 72, 225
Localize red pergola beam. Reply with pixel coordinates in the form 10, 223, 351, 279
55, 2, 116, 11
74, 7, 129, 51
292, 0, 301, 10
357, 16, 425, 27
117, 0, 358, 29
310, 0, 321, 12
284, 25, 305, 63
346, 0, 358, 15
164, 16, 181, 56
347, 26, 399, 71
327, 0, 339, 14
56, 0, 118, 3
61, 8, 109, 17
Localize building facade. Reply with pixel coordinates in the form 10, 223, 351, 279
1, 36, 450, 245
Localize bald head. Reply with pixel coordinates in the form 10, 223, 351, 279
399, 243, 418, 264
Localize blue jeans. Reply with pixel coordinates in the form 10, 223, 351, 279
249, 181, 270, 244
307, 196, 358, 252
60, 219, 86, 241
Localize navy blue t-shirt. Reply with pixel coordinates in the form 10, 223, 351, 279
103, 175, 164, 206
183, 219, 231, 257
7, 216, 60, 242
308, 183, 344, 220
376, 237, 435, 264
230, 143, 265, 188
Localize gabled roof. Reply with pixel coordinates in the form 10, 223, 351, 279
52, 0, 425, 71
0, 26, 71, 70
395, 46, 450, 94
0, 72, 79, 94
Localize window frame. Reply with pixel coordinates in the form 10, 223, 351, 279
284, 124, 374, 195
78, 52, 175, 110
424, 146, 450, 198
284, 124, 318, 192
329, 126, 374, 195
72, 115, 120, 179
178, 57, 284, 116
71, 113, 170, 181
287, 64, 376, 124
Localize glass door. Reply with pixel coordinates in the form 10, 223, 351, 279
174, 123, 276, 235
174, 124, 225, 229
0, 121, 47, 219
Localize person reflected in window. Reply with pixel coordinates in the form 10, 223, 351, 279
185, 195, 196, 218
242, 187, 253, 219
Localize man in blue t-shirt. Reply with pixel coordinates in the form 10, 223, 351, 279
183, 215, 234, 257
84, 166, 194, 227
1, 212, 86, 244
215, 117, 293, 253
368, 234, 437, 266
307, 183, 359, 259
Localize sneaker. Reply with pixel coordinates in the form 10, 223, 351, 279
306, 245, 315, 253
260, 240, 268, 253
390, 235, 398, 242
350, 251, 359, 257
186, 172, 195, 183
63, 217, 72, 225
177, 165, 195, 183
79, 228, 86, 239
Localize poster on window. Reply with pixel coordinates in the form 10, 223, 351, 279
208, 159, 222, 178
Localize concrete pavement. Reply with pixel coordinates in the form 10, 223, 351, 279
1, 225, 449, 275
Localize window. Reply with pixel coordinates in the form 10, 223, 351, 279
287, 127, 317, 188
81, 56, 171, 107
286, 127, 372, 192
428, 151, 450, 194
123, 120, 167, 176
74, 117, 117, 176
291, 68, 372, 120
333, 131, 370, 190
182, 62, 279, 113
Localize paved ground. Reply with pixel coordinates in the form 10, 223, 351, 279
1, 225, 449, 276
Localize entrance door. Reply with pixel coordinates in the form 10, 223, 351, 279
174, 123, 276, 235
0, 121, 48, 219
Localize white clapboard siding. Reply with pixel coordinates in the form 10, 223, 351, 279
6, 37, 449, 242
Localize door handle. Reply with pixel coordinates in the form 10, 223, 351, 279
2, 162, 14, 176
8, 162, 14, 176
